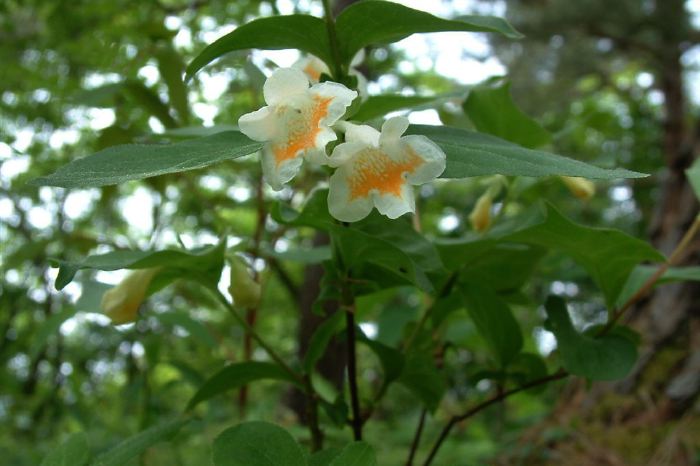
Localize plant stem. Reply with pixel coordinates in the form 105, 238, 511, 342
304, 375, 324, 451
402, 273, 458, 352
321, 0, 345, 80
601, 213, 700, 334
406, 409, 427, 466
212, 289, 304, 386
345, 305, 363, 440
422, 369, 568, 466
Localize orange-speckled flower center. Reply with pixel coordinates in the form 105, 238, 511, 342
272, 95, 332, 166
349, 147, 423, 199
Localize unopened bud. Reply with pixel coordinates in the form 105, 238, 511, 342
229, 256, 261, 309
561, 176, 595, 200
469, 192, 493, 233
100, 268, 159, 325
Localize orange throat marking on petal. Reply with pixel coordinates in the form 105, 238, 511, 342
303, 64, 322, 82
272, 95, 333, 166
348, 147, 423, 200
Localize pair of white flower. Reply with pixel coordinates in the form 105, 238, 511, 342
238, 67, 446, 222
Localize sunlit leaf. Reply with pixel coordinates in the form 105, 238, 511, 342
32, 131, 262, 188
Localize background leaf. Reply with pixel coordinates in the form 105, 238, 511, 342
32, 131, 262, 188
186, 15, 330, 80
92, 418, 188, 466
544, 296, 637, 381
211, 421, 306, 466
186, 362, 302, 411
328, 441, 378, 466
463, 80, 551, 148
40, 432, 89, 466
336, 1, 521, 65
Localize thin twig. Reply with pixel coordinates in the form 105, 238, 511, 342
345, 306, 363, 440
406, 409, 428, 466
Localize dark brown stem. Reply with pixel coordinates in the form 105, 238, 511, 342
345, 308, 363, 440
422, 369, 568, 466
304, 375, 324, 451
406, 409, 427, 466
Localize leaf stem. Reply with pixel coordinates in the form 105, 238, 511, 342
212, 288, 304, 386
406, 409, 427, 466
345, 303, 363, 440
422, 369, 569, 466
321, 0, 345, 80
402, 273, 459, 352
601, 213, 700, 334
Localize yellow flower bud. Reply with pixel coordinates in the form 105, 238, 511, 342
469, 192, 493, 233
229, 256, 261, 309
560, 176, 595, 200
100, 268, 159, 325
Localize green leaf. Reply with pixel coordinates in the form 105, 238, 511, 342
52, 242, 224, 290
186, 15, 330, 81
328, 442, 377, 466
40, 432, 89, 466
544, 296, 637, 381
459, 283, 523, 367
332, 213, 444, 293
463, 80, 550, 149
186, 362, 301, 411
303, 312, 345, 372
336, 1, 521, 65
357, 330, 405, 385
407, 125, 647, 179
153, 311, 217, 349
263, 245, 332, 264
505, 204, 664, 306
32, 131, 262, 188
211, 421, 306, 466
31, 308, 77, 360
352, 94, 457, 122
507, 352, 549, 390
398, 350, 446, 412
156, 45, 191, 124
309, 448, 342, 466
615, 265, 700, 308
92, 418, 188, 466
686, 159, 700, 200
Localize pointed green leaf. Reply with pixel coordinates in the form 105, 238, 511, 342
459, 282, 523, 367
336, 1, 521, 65
398, 350, 446, 412
328, 442, 377, 466
544, 296, 637, 381
505, 205, 664, 306
186, 362, 301, 411
407, 125, 647, 179
211, 421, 306, 466
352, 94, 458, 122
32, 131, 262, 188
40, 432, 89, 466
186, 15, 330, 81
615, 265, 700, 308
93, 419, 188, 466
686, 159, 700, 200
52, 242, 225, 290
303, 312, 345, 372
463, 80, 550, 149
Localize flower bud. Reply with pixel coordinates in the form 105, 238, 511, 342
469, 191, 493, 233
100, 268, 159, 325
229, 256, 261, 309
561, 176, 595, 200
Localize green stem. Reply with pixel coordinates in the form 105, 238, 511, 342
321, 0, 345, 80
212, 289, 304, 385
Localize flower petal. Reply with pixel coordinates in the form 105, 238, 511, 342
263, 68, 309, 106
328, 166, 374, 222
341, 122, 380, 147
261, 144, 304, 191
328, 140, 368, 167
379, 116, 410, 146
373, 183, 415, 219
238, 106, 278, 142
293, 55, 330, 83
310, 81, 357, 126
402, 135, 446, 184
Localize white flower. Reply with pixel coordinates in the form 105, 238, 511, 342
327, 117, 446, 222
238, 68, 357, 190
